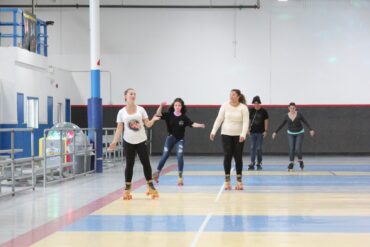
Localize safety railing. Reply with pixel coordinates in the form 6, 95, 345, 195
0, 8, 49, 56
101, 127, 153, 166
102, 127, 124, 167
42, 127, 97, 187
0, 128, 38, 197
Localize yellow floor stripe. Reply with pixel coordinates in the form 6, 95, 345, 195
31, 232, 196, 247
94, 193, 370, 216
197, 233, 370, 247
31, 232, 370, 247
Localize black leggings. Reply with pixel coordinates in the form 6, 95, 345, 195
124, 140, 152, 182
222, 135, 245, 175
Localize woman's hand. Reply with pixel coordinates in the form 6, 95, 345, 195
193, 123, 205, 128
272, 132, 277, 140
210, 133, 215, 141
239, 136, 245, 143
263, 131, 268, 138
310, 130, 315, 137
152, 115, 161, 121
107, 142, 117, 152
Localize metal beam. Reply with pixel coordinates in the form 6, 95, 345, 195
0, 4, 260, 9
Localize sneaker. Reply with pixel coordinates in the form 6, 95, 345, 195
248, 163, 255, 171
288, 163, 294, 172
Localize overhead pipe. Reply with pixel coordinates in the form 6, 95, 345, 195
0, 4, 260, 9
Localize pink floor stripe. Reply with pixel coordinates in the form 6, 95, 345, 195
0, 164, 177, 247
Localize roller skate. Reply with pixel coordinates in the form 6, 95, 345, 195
123, 183, 133, 200
288, 162, 294, 172
152, 171, 160, 183
299, 160, 304, 171
235, 174, 243, 190
146, 181, 159, 199
224, 175, 232, 190
256, 162, 263, 171
177, 172, 184, 186
248, 163, 255, 171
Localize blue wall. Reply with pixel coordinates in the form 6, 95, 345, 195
0, 123, 51, 158
0, 95, 55, 158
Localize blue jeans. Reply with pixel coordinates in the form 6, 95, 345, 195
287, 133, 304, 162
157, 135, 184, 172
250, 133, 263, 164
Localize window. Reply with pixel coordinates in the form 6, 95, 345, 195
27, 97, 39, 128
57, 102, 64, 123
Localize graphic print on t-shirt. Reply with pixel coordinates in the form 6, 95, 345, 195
128, 119, 141, 131
178, 120, 184, 126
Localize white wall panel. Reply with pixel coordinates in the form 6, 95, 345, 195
2, 0, 369, 104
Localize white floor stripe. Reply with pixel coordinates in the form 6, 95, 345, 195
215, 183, 225, 203
189, 213, 213, 247
215, 167, 234, 203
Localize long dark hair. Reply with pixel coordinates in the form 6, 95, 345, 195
168, 98, 187, 114
231, 89, 246, 104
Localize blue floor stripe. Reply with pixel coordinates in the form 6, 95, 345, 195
206, 216, 370, 233
63, 215, 370, 233
63, 215, 204, 232
158, 175, 370, 186
181, 164, 370, 172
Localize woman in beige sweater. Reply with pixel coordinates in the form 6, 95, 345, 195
210, 89, 249, 190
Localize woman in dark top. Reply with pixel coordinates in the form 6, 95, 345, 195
153, 98, 205, 185
272, 102, 315, 171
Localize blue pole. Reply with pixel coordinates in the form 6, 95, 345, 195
36, 20, 41, 54
88, 0, 103, 173
44, 23, 48, 56
91, 69, 101, 98
21, 10, 24, 47
13, 9, 17, 47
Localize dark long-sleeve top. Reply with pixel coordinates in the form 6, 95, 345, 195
274, 112, 313, 134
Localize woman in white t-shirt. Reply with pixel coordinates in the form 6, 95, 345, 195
210, 89, 249, 190
109, 88, 160, 200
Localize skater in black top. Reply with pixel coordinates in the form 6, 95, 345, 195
248, 96, 269, 171
272, 102, 315, 171
153, 98, 205, 185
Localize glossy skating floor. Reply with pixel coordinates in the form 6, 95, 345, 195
1, 156, 370, 247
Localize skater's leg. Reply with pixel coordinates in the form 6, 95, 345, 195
175, 139, 185, 185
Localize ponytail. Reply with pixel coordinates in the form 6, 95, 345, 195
231, 89, 247, 104
239, 94, 246, 104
